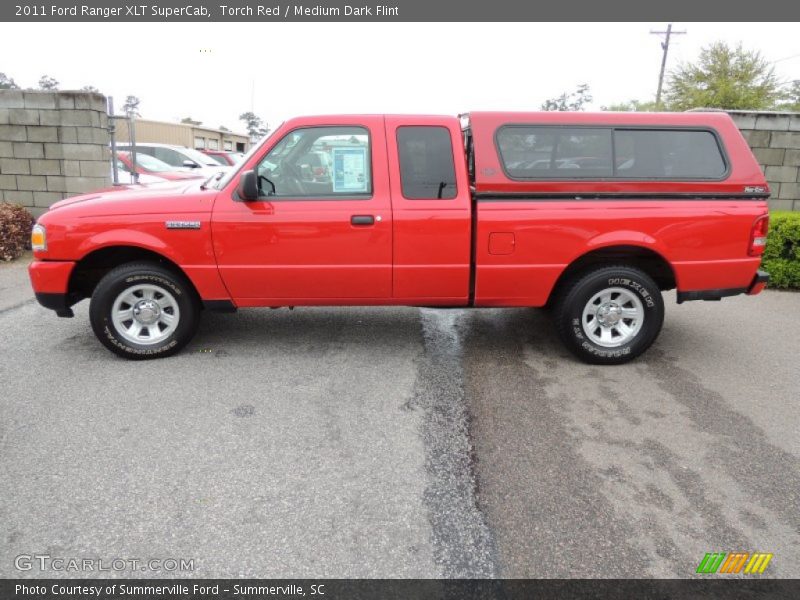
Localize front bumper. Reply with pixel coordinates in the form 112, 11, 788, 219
677, 270, 770, 303
29, 260, 78, 317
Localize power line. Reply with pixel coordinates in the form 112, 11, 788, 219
651, 24, 686, 109
771, 52, 800, 64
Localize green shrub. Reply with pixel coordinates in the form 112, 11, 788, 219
763, 211, 800, 289
0, 202, 35, 262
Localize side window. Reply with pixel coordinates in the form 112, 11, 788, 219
614, 130, 726, 179
496, 127, 612, 178
396, 126, 457, 199
153, 148, 181, 166
254, 126, 371, 198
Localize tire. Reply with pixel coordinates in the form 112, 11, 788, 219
89, 262, 200, 360
553, 265, 664, 365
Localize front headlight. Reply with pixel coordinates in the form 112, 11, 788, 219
31, 223, 46, 251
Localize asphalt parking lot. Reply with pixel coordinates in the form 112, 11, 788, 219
1, 257, 798, 578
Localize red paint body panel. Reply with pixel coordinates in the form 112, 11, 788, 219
474, 199, 768, 305
211, 116, 393, 301
385, 116, 472, 301
28, 111, 769, 312
28, 260, 75, 293
31, 182, 230, 301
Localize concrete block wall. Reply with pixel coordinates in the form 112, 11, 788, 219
729, 110, 800, 211
0, 91, 110, 217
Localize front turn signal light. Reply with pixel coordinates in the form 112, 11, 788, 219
31, 224, 47, 252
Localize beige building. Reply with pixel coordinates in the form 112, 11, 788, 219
114, 118, 250, 153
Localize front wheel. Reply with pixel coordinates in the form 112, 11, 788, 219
553, 266, 664, 365
89, 262, 200, 360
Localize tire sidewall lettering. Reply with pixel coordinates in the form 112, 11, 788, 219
607, 277, 655, 308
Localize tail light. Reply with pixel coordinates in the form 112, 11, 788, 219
313, 166, 327, 177
748, 214, 769, 256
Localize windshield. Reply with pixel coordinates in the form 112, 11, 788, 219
118, 151, 175, 173
207, 154, 229, 166
180, 147, 221, 166
211, 127, 280, 190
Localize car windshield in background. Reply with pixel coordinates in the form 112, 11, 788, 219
182, 147, 221, 166
120, 152, 176, 173
207, 154, 229, 166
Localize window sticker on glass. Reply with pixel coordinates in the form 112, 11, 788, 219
332, 147, 368, 193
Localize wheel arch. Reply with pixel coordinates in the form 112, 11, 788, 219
547, 244, 676, 306
68, 245, 199, 302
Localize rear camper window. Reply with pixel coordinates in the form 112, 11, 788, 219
496, 127, 612, 178
614, 130, 726, 179
496, 126, 727, 180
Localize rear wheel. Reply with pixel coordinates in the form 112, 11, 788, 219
89, 262, 200, 360
553, 265, 664, 365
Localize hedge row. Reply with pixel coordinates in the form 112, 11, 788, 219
0, 202, 35, 262
763, 211, 800, 289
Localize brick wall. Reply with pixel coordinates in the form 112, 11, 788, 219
0, 90, 110, 217
728, 111, 800, 211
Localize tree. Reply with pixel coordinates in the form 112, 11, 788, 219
219, 125, 230, 132
0, 72, 19, 90
81, 85, 100, 93
38, 75, 59, 90
775, 80, 800, 112
122, 95, 141, 117
181, 117, 202, 125
239, 111, 269, 140
664, 42, 783, 111
601, 99, 658, 112
541, 84, 592, 111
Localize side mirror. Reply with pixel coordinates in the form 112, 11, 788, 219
238, 170, 259, 201
183, 160, 199, 168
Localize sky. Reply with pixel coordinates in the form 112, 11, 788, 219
0, 22, 798, 135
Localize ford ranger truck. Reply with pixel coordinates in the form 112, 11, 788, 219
28, 112, 770, 363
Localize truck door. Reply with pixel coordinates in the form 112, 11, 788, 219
211, 117, 393, 303
385, 117, 472, 303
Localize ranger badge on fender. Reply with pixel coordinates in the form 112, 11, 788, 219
165, 221, 201, 229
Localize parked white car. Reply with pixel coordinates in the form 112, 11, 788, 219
112, 162, 168, 185
116, 143, 230, 177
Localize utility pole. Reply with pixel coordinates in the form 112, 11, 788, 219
651, 24, 686, 109
108, 96, 119, 186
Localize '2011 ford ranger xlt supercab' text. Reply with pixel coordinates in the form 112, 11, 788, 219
28, 111, 770, 363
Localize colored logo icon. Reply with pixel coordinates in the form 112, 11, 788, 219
696, 552, 773, 574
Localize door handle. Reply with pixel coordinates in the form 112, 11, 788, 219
351, 215, 375, 226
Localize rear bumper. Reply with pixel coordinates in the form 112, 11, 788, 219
746, 270, 770, 296
677, 270, 769, 303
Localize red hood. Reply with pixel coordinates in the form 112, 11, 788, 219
45, 180, 217, 218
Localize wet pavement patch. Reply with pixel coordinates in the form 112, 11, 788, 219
408, 309, 499, 578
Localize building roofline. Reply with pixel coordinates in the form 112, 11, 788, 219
114, 116, 249, 137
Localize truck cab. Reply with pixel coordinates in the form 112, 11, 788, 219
29, 111, 770, 363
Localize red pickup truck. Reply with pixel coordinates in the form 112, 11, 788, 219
28, 111, 770, 363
